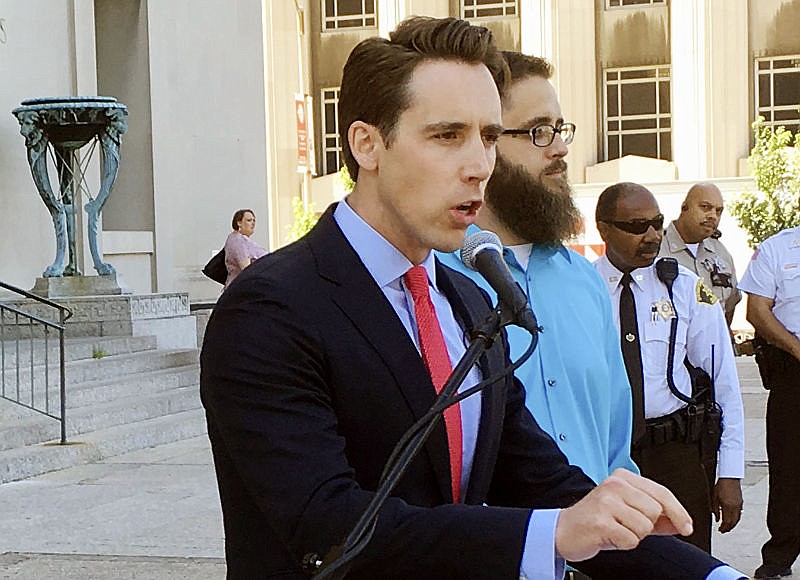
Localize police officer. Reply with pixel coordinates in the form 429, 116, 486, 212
659, 183, 741, 327
594, 182, 745, 554
739, 225, 800, 579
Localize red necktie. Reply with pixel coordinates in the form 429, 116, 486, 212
404, 265, 463, 502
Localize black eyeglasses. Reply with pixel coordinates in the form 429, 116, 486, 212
601, 214, 664, 235
502, 122, 576, 147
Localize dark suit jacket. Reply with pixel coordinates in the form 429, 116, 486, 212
200, 206, 726, 579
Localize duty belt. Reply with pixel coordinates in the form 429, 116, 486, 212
635, 406, 690, 450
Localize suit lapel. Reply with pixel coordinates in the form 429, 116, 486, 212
307, 206, 454, 501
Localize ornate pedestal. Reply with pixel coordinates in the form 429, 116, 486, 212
30, 274, 132, 298
12, 96, 128, 286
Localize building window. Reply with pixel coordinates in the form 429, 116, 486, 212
756, 55, 800, 135
321, 87, 341, 175
461, 0, 517, 19
322, 0, 376, 31
606, 0, 666, 8
604, 65, 671, 161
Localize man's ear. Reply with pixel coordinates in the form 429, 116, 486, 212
597, 221, 610, 243
680, 203, 688, 213
348, 121, 381, 172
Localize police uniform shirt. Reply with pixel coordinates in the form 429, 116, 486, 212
660, 222, 742, 319
739, 225, 800, 338
595, 255, 745, 479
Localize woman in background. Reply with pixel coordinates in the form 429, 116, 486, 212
224, 209, 267, 287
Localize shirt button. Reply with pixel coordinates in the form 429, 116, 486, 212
559, 433, 566, 441
547, 379, 556, 387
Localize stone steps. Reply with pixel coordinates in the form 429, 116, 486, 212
0, 408, 207, 484
0, 335, 159, 369
0, 378, 201, 451
0, 331, 204, 483
2, 349, 199, 414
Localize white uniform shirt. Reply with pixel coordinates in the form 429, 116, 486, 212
739, 226, 800, 338
595, 255, 745, 479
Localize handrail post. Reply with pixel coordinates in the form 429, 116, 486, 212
0, 280, 71, 441
59, 309, 67, 444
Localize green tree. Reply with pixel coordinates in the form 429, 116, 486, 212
286, 196, 319, 242
337, 164, 355, 193
729, 118, 800, 249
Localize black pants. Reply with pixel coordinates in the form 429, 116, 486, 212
761, 359, 800, 569
632, 438, 712, 553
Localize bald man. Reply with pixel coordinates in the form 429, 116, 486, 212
659, 183, 741, 326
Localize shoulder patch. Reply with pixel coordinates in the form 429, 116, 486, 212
696, 279, 718, 305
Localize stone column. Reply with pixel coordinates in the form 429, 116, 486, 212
378, 0, 405, 38
670, 0, 710, 180
519, 0, 596, 184
519, 0, 555, 62
553, 0, 596, 184
706, 0, 749, 178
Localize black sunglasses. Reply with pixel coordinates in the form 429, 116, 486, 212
601, 214, 664, 235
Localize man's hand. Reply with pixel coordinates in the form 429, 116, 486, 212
554, 469, 693, 562
713, 478, 743, 533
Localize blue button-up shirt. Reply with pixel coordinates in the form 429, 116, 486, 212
438, 226, 638, 484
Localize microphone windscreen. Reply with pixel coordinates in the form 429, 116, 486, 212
460, 231, 502, 271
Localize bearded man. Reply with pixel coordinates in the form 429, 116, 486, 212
439, 51, 638, 485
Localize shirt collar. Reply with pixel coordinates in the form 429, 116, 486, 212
598, 254, 649, 290
465, 224, 572, 272
666, 221, 716, 255
333, 198, 438, 290
665, 221, 687, 252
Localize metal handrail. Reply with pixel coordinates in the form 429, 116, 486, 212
0, 280, 72, 444
0, 281, 74, 321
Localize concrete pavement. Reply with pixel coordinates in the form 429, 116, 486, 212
712, 356, 774, 577
0, 356, 783, 578
0, 436, 225, 579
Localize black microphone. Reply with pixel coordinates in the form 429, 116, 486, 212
460, 231, 539, 334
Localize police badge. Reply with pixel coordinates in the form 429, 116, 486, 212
653, 297, 676, 321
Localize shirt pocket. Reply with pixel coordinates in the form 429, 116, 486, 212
778, 266, 800, 304
643, 317, 688, 382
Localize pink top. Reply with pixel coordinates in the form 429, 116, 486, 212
224, 231, 268, 286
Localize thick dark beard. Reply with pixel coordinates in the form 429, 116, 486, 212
484, 154, 581, 246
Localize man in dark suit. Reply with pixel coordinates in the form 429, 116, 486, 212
201, 16, 744, 580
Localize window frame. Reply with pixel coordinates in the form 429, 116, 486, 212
755, 54, 800, 135
321, 87, 342, 176
321, 0, 377, 32
605, 0, 667, 9
460, 0, 517, 20
603, 64, 672, 161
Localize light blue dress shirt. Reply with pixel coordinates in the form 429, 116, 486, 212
438, 226, 638, 485
334, 201, 561, 579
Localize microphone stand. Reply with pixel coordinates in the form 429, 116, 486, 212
314, 308, 510, 579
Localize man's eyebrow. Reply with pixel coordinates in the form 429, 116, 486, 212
518, 115, 562, 129
423, 121, 467, 133
483, 123, 504, 135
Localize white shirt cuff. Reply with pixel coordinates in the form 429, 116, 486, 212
706, 564, 748, 579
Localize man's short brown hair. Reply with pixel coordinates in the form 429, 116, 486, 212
501, 50, 553, 84
338, 16, 508, 181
